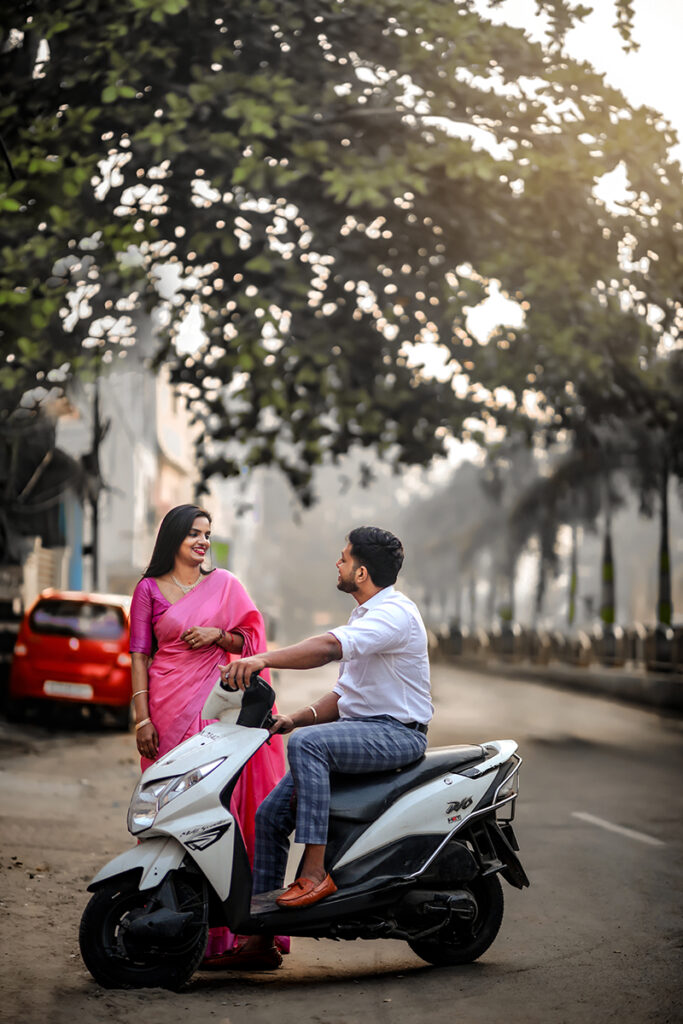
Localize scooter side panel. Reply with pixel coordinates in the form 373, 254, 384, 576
167, 810, 236, 902
146, 772, 240, 901
333, 771, 493, 869
139, 723, 269, 782
87, 837, 185, 891
120, 727, 268, 901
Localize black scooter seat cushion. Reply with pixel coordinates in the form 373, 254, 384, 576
328, 745, 485, 823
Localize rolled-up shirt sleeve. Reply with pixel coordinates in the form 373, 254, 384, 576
329, 604, 410, 661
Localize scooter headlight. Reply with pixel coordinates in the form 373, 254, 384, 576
127, 758, 225, 834
128, 777, 173, 834
158, 758, 225, 809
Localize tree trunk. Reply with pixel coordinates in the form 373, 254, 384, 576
469, 572, 477, 630
568, 525, 578, 628
487, 564, 497, 627
506, 557, 516, 623
534, 546, 545, 628
91, 381, 101, 590
657, 464, 672, 627
90, 495, 99, 591
600, 511, 615, 626
453, 575, 462, 626
85, 378, 108, 591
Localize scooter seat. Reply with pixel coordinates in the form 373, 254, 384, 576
328, 745, 485, 823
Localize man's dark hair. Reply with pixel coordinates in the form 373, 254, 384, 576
347, 526, 404, 587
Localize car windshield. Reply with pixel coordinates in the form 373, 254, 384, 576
29, 600, 126, 640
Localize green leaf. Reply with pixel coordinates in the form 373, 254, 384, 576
220, 235, 236, 256
245, 254, 272, 274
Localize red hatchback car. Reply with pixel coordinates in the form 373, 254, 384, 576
9, 589, 133, 728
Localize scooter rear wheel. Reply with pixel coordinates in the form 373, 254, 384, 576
408, 874, 504, 966
79, 872, 208, 990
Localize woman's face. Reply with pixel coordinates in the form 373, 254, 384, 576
176, 515, 211, 567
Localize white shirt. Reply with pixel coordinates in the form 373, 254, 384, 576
329, 586, 433, 725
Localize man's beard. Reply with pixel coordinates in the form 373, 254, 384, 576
337, 577, 359, 594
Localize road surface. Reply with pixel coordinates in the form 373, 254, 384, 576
1, 663, 681, 1024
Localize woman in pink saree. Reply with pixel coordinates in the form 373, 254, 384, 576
129, 504, 288, 970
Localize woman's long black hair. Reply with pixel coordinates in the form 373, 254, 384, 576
142, 504, 212, 579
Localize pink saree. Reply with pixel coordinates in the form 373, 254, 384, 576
134, 568, 288, 956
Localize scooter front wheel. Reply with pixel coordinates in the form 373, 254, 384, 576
408, 874, 504, 967
79, 872, 208, 990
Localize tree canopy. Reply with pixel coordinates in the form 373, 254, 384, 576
1, 0, 681, 503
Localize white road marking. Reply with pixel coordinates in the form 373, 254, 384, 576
572, 811, 665, 847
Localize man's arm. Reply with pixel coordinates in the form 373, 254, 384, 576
219, 632, 342, 689
269, 691, 340, 735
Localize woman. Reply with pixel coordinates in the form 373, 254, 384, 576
129, 504, 288, 969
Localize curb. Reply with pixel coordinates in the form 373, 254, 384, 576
437, 656, 683, 714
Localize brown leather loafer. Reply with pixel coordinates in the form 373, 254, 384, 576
275, 874, 338, 909
201, 943, 283, 971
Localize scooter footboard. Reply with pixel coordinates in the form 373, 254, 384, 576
87, 837, 185, 892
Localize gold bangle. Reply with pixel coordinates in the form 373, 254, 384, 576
308, 705, 318, 723
132, 689, 148, 699
135, 717, 152, 731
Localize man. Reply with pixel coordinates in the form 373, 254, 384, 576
220, 525, 432, 916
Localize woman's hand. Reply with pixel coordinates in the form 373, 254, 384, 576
181, 626, 220, 650
136, 720, 159, 761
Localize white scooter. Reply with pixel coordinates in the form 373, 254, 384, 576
80, 675, 529, 990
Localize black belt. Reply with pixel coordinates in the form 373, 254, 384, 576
402, 720, 428, 734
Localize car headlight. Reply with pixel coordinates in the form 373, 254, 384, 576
127, 758, 225, 834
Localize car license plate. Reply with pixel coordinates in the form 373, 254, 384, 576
43, 680, 94, 700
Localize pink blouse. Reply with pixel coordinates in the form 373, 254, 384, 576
129, 577, 172, 654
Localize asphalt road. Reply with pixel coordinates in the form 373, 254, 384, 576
0, 663, 681, 1024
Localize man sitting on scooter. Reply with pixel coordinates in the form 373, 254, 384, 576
219, 525, 433, 923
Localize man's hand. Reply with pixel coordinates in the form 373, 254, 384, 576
219, 654, 268, 690
268, 713, 295, 735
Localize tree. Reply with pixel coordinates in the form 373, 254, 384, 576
509, 400, 683, 630
399, 437, 541, 628
0, 396, 91, 565
1, 1, 679, 504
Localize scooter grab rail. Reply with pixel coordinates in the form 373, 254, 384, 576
404, 753, 523, 882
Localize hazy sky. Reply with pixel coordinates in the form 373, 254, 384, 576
569, 0, 682, 142
491, 0, 683, 156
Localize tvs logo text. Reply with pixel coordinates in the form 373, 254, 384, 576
446, 797, 473, 823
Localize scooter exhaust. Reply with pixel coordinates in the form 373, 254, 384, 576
401, 888, 478, 922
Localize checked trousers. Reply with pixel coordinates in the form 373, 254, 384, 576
252, 716, 427, 895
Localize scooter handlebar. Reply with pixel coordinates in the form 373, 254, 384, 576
234, 674, 277, 730
219, 670, 263, 693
